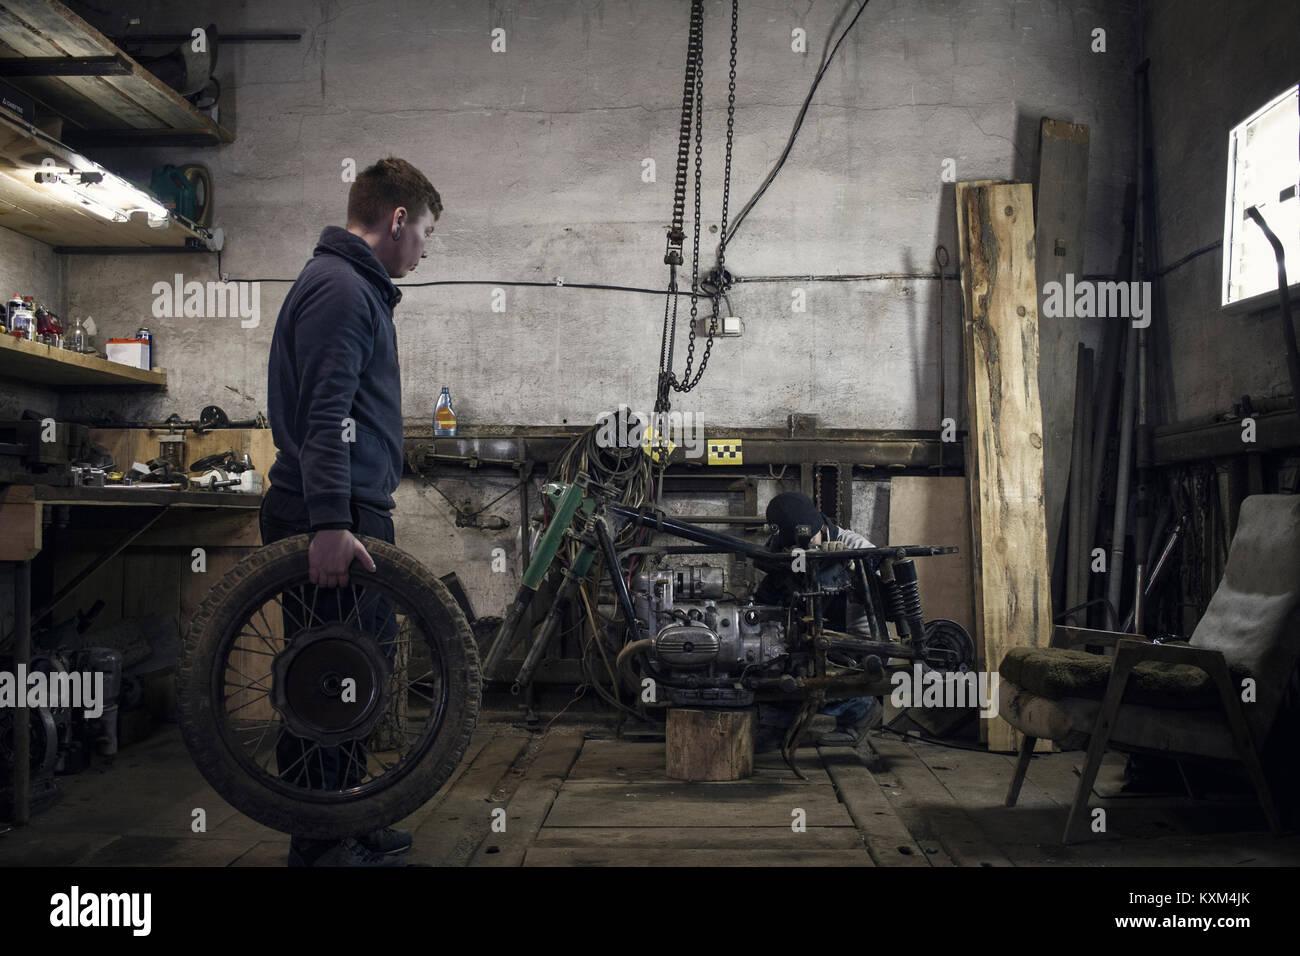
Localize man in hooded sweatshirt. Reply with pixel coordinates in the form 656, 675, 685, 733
754, 491, 884, 749
261, 157, 440, 866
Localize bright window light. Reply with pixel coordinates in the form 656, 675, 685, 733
1223, 85, 1300, 309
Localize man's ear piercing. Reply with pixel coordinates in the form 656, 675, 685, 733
392, 227, 402, 240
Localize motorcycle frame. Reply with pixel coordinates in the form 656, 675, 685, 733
482, 474, 960, 702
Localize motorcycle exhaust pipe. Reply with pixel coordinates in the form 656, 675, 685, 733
514, 571, 584, 689
483, 586, 535, 681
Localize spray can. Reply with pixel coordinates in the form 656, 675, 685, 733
434, 387, 457, 437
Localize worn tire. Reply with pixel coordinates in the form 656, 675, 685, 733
177, 534, 481, 840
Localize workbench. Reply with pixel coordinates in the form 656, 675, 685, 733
1, 482, 262, 826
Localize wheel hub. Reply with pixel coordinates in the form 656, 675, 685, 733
270, 624, 392, 746
920, 619, 976, 673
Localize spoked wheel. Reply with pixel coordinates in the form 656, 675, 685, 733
177, 534, 481, 840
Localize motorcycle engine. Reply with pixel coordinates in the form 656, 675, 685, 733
630, 564, 787, 703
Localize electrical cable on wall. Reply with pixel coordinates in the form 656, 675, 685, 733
724, 0, 873, 247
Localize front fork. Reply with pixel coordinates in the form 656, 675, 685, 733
482, 477, 606, 687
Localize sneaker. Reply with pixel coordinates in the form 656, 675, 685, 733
756, 715, 835, 752
358, 826, 413, 856
815, 729, 859, 746
287, 836, 408, 867
807, 714, 837, 736
819, 698, 884, 747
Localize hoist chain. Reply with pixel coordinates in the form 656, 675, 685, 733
663, 0, 703, 271
656, 0, 738, 414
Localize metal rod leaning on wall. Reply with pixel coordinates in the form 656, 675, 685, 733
1078, 349, 1095, 619
1106, 63, 1148, 632
1134, 59, 1158, 585
1066, 345, 1089, 619
1088, 305, 1124, 590
1108, 329, 1139, 628
1243, 205, 1300, 419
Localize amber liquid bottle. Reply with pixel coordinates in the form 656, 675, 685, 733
434, 387, 457, 437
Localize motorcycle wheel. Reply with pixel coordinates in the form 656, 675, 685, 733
177, 534, 481, 840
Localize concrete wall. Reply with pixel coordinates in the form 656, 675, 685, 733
1143, 0, 1300, 423
0, 226, 64, 419
61, 0, 1137, 431
0, 220, 63, 646
14, 0, 1141, 623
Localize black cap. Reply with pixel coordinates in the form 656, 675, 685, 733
765, 492, 826, 549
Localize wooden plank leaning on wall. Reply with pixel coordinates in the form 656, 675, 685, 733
954, 181, 1054, 753
1034, 118, 1090, 617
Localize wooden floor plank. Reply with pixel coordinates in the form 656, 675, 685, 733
545, 780, 853, 829
568, 738, 830, 784
867, 734, 1014, 866
470, 730, 585, 867
409, 732, 531, 866
911, 739, 1060, 811
3, 720, 1292, 867
904, 737, 1071, 857
997, 747, 1200, 838
524, 847, 870, 866
994, 750, 1067, 808
856, 741, 957, 865
531, 826, 862, 850
819, 745, 931, 866
393, 727, 498, 832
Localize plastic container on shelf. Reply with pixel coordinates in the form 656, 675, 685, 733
434, 386, 457, 437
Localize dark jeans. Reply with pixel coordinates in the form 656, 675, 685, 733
259, 486, 397, 793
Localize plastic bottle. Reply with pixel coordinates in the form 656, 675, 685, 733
434, 387, 457, 437
9, 305, 33, 340
35, 305, 54, 345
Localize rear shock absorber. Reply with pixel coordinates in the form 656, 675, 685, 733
881, 557, 925, 642
879, 560, 905, 621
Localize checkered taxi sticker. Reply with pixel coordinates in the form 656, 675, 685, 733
707, 440, 743, 465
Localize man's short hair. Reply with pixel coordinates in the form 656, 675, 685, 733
347, 157, 443, 229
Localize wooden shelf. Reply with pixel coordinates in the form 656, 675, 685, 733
0, 0, 233, 147
0, 332, 165, 386
29, 483, 259, 508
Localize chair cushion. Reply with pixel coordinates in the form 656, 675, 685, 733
998, 676, 1240, 760
999, 644, 1250, 709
